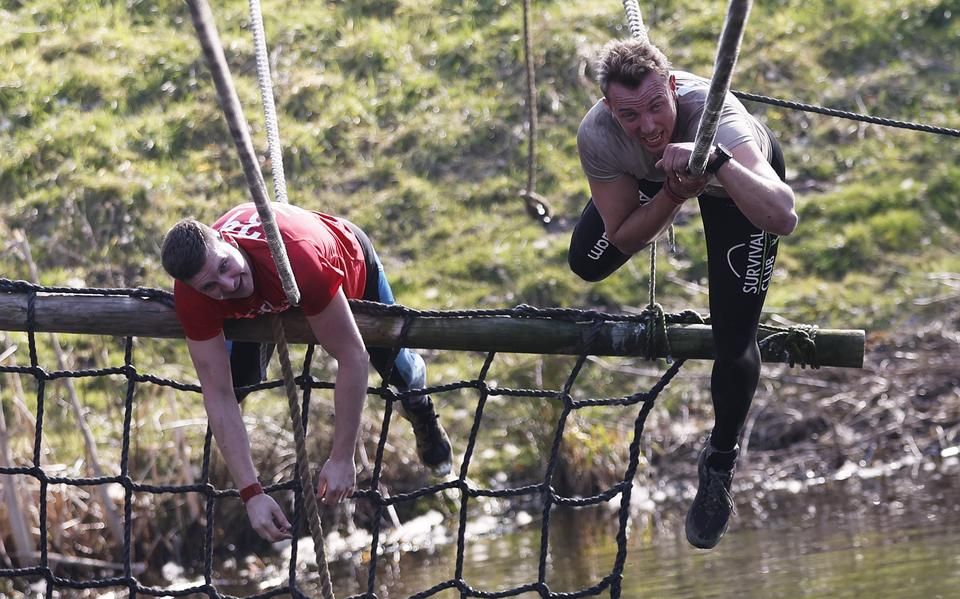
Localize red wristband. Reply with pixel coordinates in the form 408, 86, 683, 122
660, 181, 688, 206
239, 482, 264, 504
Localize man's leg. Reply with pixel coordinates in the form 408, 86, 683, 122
685, 195, 781, 549
358, 234, 453, 476
703, 127, 786, 453
568, 178, 666, 282
229, 340, 267, 403
567, 198, 632, 282
685, 127, 787, 549
703, 200, 775, 451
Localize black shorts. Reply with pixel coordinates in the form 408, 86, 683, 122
343, 220, 382, 302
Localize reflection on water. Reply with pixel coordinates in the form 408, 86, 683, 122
318, 469, 960, 599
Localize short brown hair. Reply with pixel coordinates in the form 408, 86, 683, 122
596, 38, 671, 96
161, 219, 218, 281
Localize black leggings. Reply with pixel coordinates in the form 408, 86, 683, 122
567, 128, 786, 451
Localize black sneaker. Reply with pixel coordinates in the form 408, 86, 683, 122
685, 443, 738, 549
399, 398, 453, 476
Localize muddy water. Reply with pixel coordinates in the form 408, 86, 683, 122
179, 466, 960, 598
309, 469, 960, 599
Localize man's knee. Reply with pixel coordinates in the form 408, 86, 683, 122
713, 341, 761, 374
568, 199, 630, 282
395, 349, 426, 390
568, 250, 611, 283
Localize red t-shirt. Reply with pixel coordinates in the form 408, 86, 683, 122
174, 203, 367, 341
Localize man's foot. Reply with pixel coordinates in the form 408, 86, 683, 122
685, 442, 739, 549
400, 397, 453, 476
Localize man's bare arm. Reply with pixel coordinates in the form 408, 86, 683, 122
187, 334, 292, 541
713, 142, 797, 235
657, 141, 798, 235
305, 287, 369, 504
589, 174, 687, 254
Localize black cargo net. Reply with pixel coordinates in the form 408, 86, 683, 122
0, 279, 700, 598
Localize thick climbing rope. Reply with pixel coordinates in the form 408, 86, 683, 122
688, 0, 753, 176
184, 0, 334, 597
242, 0, 341, 589
621, 0, 648, 42
183, 0, 300, 306
247, 0, 290, 205
619, 1, 674, 326
271, 316, 335, 599
247, 0, 338, 589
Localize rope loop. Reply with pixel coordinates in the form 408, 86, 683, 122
512, 303, 541, 318
670, 309, 706, 325
760, 324, 820, 369
640, 302, 670, 360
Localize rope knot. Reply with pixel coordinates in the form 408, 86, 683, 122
640, 302, 671, 360
512, 303, 541, 318
760, 325, 820, 368
671, 309, 706, 325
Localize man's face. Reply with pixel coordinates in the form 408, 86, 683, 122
185, 235, 254, 300
603, 72, 678, 157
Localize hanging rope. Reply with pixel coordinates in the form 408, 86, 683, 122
185, 0, 334, 596
242, 3, 340, 589
184, 0, 301, 307
687, 0, 753, 176
247, 0, 290, 205
621, 0, 648, 42
619, 1, 667, 312
239, 13, 339, 591
519, 0, 553, 226
272, 316, 335, 599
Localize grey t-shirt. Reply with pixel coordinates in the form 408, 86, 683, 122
577, 70, 770, 197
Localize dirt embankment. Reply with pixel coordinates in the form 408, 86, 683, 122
645, 304, 960, 505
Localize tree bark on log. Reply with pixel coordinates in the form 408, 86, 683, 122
0, 293, 864, 367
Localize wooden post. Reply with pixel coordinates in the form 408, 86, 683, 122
0, 374, 36, 566
0, 292, 865, 367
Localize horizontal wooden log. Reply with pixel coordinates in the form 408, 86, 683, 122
0, 292, 864, 367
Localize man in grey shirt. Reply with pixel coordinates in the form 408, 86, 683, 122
568, 37, 798, 549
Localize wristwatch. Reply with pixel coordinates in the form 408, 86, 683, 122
706, 144, 733, 175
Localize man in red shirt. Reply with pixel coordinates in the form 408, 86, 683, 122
161, 202, 452, 543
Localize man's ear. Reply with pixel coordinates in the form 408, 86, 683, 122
602, 96, 611, 111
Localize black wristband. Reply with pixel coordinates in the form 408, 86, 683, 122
706, 144, 733, 175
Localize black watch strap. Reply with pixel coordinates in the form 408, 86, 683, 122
706, 144, 733, 175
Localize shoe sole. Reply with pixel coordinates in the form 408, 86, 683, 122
429, 461, 453, 477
